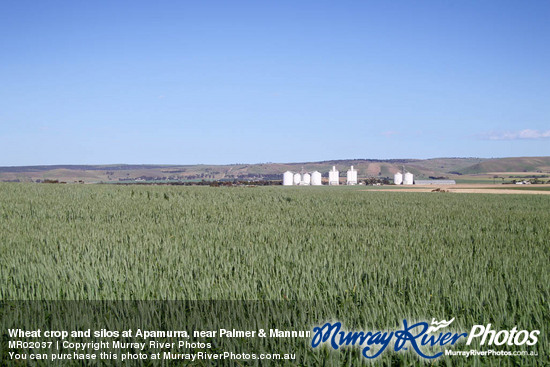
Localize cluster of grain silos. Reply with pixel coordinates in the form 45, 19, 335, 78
282, 166, 358, 186
393, 170, 414, 185
283, 171, 322, 186
283, 165, 416, 186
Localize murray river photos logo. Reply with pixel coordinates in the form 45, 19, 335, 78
311, 318, 540, 360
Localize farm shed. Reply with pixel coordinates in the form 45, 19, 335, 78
415, 180, 456, 185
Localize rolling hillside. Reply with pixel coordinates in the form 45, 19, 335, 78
0, 157, 549, 183
458, 157, 550, 174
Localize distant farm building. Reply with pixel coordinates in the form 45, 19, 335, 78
394, 170, 413, 185
414, 180, 456, 185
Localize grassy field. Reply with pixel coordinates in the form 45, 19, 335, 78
0, 183, 548, 365
476, 186, 550, 192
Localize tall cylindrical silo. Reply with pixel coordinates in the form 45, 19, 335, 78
346, 165, 358, 185
293, 173, 302, 185
283, 171, 294, 186
328, 166, 339, 185
303, 173, 311, 185
404, 172, 414, 185
394, 172, 403, 185
311, 171, 322, 185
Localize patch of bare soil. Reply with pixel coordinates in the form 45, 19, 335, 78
364, 184, 550, 195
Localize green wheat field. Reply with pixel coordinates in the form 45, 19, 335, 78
0, 183, 548, 366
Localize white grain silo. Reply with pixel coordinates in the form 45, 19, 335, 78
394, 172, 403, 185
346, 166, 358, 185
328, 166, 339, 186
283, 171, 294, 186
311, 171, 322, 186
293, 173, 302, 185
404, 172, 414, 185
303, 173, 311, 185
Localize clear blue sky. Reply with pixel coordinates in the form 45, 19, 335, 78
1, 0, 549, 165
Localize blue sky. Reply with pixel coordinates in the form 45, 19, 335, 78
1, 0, 549, 165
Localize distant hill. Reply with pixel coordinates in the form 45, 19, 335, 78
1, 157, 549, 183
458, 157, 550, 174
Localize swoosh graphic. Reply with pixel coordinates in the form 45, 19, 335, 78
426, 318, 455, 333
